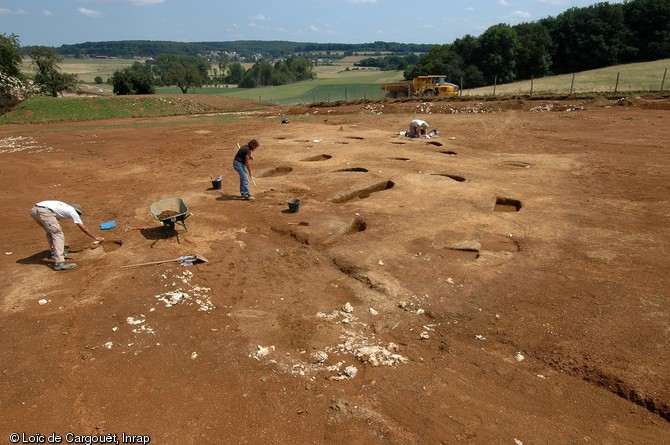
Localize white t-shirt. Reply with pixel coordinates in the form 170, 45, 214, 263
36, 200, 83, 224
410, 119, 428, 128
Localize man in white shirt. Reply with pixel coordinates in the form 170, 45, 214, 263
408, 119, 429, 138
30, 200, 104, 271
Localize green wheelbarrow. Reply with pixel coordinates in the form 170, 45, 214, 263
149, 198, 191, 236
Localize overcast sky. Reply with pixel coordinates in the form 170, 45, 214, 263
2, 0, 624, 47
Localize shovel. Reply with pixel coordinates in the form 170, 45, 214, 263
118, 253, 209, 270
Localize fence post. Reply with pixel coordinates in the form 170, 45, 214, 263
614, 72, 620, 93
530, 76, 534, 96
661, 68, 667, 92
460, 77, 464, 97
493, 76, 497, 96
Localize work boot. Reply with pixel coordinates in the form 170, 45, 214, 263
244, 196, 256, 201
54, 262, 77, 271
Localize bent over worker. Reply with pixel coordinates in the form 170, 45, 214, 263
30, 200, 104, 271
408, 119, 429, 138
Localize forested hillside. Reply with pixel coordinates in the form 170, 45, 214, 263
369, 0, 670, 87
29, 41, 432, 60
10, 0, 669, 92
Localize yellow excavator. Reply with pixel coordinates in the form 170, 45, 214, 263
381, 75, 459, 98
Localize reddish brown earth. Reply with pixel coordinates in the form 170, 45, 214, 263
1, 96, 669, 444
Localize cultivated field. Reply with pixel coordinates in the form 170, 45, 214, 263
22, 56, 670, 103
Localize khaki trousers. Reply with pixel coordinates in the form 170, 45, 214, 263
31, 206, 65, 263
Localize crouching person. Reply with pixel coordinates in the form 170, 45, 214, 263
408, 119, 429, 138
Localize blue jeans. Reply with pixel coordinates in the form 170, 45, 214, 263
233, 160, 250, 198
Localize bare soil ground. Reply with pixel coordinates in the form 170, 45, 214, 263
1, 95, 669, 444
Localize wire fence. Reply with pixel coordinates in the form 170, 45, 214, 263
465, 68, 668, 97
253, 67, 668, 105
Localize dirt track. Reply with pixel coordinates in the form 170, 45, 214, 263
1, 96, 669, 444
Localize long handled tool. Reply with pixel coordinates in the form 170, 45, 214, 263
118, 253, 209, 270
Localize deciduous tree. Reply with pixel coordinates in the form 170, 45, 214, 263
1, 33, 32, 112
111, 62, 155, 95
477, 24, 520, 83
0, 33, 24, 78
29, 46, 78, 97
152, 54, 210, 93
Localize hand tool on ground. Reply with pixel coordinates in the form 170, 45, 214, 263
118, 253, 209, 270
91, 239, 122, 250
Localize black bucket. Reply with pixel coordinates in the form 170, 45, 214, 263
287, 198, 301, 213
211, 176, 222, 190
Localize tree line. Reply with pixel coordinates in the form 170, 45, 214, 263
26, 40, 432, 61
401, 0, 669, 87
110, 56, 315, 95
2, 0, 668, 107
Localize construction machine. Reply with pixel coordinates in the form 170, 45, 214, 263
381, 75, 459, 98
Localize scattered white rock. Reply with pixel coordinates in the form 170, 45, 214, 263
343, 302, 354, 313
515, 352, 525, 362
254, 345, 275, 359
475, 335, 486, 341
378, 259, 384, 266
38, 299, 49, 305
4, 251, 12, 255
446, 277, 455, 284
132, 324, 154, 335
420, 331, 430, 339
103, 341, 113, 349
312, 351, 328, 364
515, 439, 523, 445
368, 307, 378, 316
355, 345, 408, 366
127, 317, 144, 325
155, 271, 214, 312
342, 365, 358, 379
190, 351, 198, 360
157, 291, 186, 307
0, 136, 57, 154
